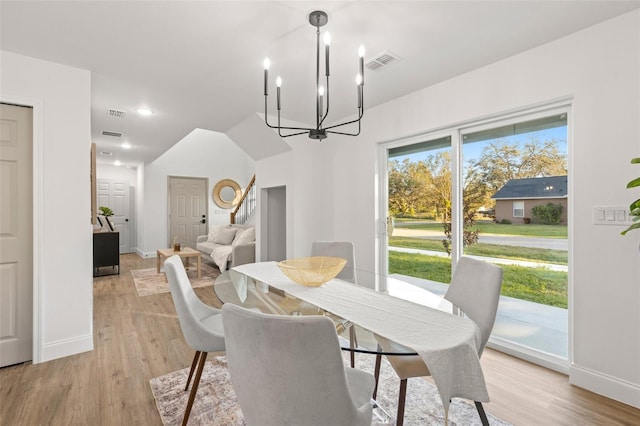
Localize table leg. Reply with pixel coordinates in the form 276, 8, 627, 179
197, 255, 201, 279
157, 251, 161, 274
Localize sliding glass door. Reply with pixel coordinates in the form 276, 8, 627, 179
382, 107, 570, 369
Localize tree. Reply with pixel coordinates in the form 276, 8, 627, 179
388, 159, 432, 217
468, 137, 567, 199
423, 152, 451, 221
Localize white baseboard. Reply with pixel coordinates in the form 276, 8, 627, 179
570, 364, 640, 409
487, 337, 569, 374
39, 334, 93, 363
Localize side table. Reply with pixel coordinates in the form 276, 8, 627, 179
157, 247, 202, 279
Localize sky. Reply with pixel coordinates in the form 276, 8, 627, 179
394, 125, 568, 166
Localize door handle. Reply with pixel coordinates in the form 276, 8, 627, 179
201, 219, 206, 224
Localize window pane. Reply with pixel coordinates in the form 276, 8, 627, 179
387, 137, 452, 287
461, 113, 568, 359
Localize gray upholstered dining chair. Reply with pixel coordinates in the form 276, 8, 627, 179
311, 240, 357, 284
221, 303, 376, 426
374, 256, 503, 426
165, 255, 226, 426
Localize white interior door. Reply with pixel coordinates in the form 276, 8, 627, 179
168, 177, 207, 249
97, 179, 131, 253
0, 103, 33, 367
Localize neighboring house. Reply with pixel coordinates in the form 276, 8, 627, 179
492, 176, 568, 224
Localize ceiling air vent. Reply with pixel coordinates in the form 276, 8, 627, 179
102, 131, 122, 137
366, 51, 402, 71
107, 108, 126, 118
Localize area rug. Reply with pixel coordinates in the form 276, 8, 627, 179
131, 262, 220, 297
150, 353, 511, 426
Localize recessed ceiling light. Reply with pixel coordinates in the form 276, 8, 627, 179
100, 151, 113, 156
121, 142, 132, 149
114, 160, 122, 166
137, 108, 153, 116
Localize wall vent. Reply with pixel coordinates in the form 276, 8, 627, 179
107, 108, 126, 118
366, 51, 402, 71
102, 131, 122, 137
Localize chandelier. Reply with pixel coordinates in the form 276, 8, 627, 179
263, 10, 365, 140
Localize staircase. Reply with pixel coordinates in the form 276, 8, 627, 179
231, 175, 256, 224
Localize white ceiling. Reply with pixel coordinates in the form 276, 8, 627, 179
2, 1, 639, 166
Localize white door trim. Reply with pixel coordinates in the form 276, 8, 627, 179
1, 95, 44, 364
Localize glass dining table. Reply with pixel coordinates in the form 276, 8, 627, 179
212, 261, 489, 425
213, 267, 455, 356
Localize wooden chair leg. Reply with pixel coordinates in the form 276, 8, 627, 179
182, 351, 208, 426
349, 326, 357, 368
396, 378, 407, 426
372, 352, 382, 400
185, 351, 201, 391
474, 401, 489, 426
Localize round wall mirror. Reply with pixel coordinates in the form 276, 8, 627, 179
213, 179, 242, 209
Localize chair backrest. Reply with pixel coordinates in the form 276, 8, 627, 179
444, 257, 503, 356
311, 241, 357, 283
165, 255, 224, 352
221, 304, 371, 426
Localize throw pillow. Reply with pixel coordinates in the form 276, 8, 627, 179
213, 227, 237, 245
232, 227, 256, 246
207, 224, 226, 242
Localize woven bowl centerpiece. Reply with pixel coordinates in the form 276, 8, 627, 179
277, 256, 347, 287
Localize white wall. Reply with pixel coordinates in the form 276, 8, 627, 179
96, 163, 138, 183
1, 51, 93, 362
253, 137, 332, 262
139, 128, 254, 256
249, 11, 640, 407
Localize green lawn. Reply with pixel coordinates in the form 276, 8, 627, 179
389, 236, 568, 265
389, 251, 568, 308
395, 220, 568, 238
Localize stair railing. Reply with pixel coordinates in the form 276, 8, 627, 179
231, 174, 256, 224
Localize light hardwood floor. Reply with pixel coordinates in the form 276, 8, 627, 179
1, 253, 638, 425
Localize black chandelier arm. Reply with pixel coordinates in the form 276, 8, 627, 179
323, 109, 363, 131
278, 130, 310, 138
326, 119, 361, 137
265, 95, 316, 133
264, 96, 280, 129
323, 90, 364, 131
327, 129, 360, 136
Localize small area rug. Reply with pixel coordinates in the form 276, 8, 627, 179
150, 353, 511, 425
131, 262, 220, 297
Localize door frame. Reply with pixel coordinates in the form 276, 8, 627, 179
1, 95, 44, 364
376, 98, 573, 373
376, 129, 457, 292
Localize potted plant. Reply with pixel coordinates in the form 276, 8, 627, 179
98, 206, 115, 231
621, 158, 640, 236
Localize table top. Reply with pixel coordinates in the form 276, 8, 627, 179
222, 261, 490, 411
157, 246, 200, 257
